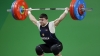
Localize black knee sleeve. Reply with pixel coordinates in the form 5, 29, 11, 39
35, 45, 43, 55
51, 44, 63, 55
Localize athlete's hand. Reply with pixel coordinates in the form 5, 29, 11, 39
28, 7, 32, 14
64, 7, 69, 13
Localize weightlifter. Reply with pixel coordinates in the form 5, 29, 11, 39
28, 7, 69, 56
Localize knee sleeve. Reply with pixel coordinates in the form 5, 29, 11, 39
51, 44, 63, 55
35, 45, 43, 55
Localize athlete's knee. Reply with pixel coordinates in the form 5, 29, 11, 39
51, 44, 63, 55
35, 45, 43, 55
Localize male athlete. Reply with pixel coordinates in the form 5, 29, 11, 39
28, 7, 69, 56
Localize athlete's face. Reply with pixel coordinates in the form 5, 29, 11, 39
39, 18, 48, 26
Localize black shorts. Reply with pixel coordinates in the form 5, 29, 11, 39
35, 43, 63, 55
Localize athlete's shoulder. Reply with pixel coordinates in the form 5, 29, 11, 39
48, 21, 55, 33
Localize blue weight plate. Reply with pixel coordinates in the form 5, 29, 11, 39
74, 0, 86, 20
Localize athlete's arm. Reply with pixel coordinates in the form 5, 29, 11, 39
54, 7, 69, 26
28, 8, 38, 26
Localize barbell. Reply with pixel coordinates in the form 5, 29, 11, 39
7, 0, 93, 20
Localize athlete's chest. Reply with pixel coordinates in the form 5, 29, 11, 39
40, 25, 50, 37
40, 27, 49, 33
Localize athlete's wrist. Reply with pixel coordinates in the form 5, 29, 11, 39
64, 10, 68, 14
64, 7, 69, 14
28, 11, 31, 15
28, 7, 32, 15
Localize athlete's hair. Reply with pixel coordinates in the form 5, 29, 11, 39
39, 13, 48, 19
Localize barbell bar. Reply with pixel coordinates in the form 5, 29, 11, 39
7, 0, 93, 20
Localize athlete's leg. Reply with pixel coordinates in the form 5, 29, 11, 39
35, 44, 44, 56
35, 44, 52, 56
50, 43, 63, 56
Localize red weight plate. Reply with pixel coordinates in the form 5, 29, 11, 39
69, 0, 77, 20
13, 0, 28, 20
15, 0, 28, 20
